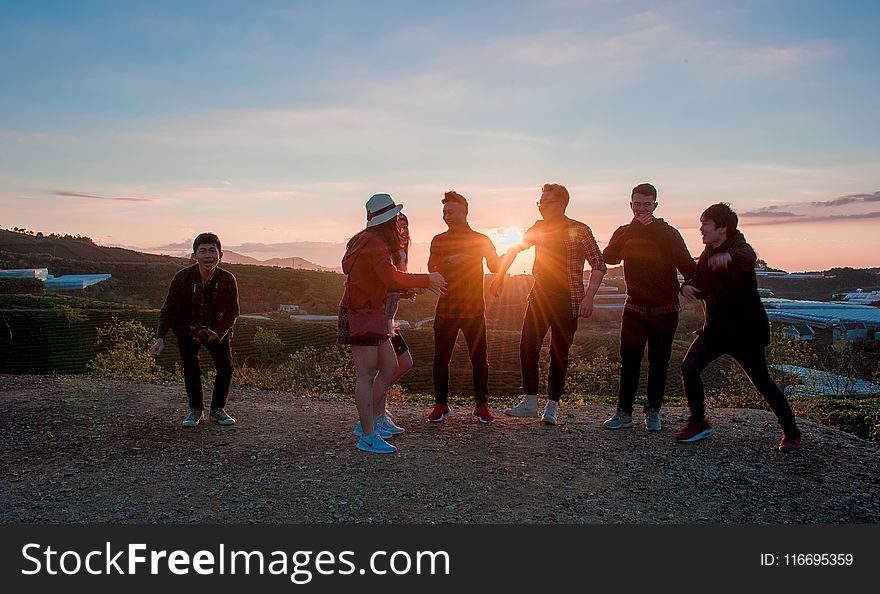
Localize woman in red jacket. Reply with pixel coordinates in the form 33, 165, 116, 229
339, 194, 446, 454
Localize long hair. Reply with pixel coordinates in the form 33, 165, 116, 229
347, 216, 402, 266
398, 212, 410, 263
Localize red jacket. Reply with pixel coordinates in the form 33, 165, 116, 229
340, 231, 429, 312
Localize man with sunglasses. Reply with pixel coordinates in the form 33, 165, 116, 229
602, 183, 696, 432
490, 183, 607, 424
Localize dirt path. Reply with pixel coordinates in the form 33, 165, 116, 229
1, 374, 878, 524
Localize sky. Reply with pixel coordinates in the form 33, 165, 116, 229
1, 0, 878, 273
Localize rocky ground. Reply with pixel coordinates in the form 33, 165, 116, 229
1, 374, 878, 524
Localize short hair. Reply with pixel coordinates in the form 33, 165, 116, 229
631, 183, 657, 200
442, 190, 468, 212
541, 183, 570, 208
193, 232, 222, 252
701, 203, 738, 233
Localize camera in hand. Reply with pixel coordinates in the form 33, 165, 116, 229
190, 324, 213, 343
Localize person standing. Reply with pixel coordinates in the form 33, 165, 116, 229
149, 233, 239, 427
602, 183, 696, 431
381, 211, 416, 426
339, 193, 446, 454
427, 191, 502, 424
491, 183, 607, 424
677, 203, 803, 452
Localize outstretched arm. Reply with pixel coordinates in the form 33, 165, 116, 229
489, 244, 525, 297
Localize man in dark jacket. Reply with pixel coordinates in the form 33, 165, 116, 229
677, 204, 802, 452
427, 191, 502, 425
150, 232, 240, 427
602, 183, 696, 432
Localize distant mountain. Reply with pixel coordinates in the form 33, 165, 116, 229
222, 251, 341, 272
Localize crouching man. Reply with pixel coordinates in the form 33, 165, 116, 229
150, 232, 240, 427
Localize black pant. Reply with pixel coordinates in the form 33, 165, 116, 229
617, 308, 679, 414
520, 295, 579, 402
680, 334, 797, 430
177, 335, 234, 411
433, 315, 489, 405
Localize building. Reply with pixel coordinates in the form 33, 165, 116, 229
833, 322, 868, 343
784, 324, 815, 341
763, 298, 880, 345
0, 268, 111, 291
279, 304, 305, 315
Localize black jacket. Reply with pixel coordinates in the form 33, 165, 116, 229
603, 218, 696, 307
156, 264, 240, 340
684, 231, 769, 346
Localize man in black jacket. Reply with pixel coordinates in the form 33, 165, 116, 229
149, 233, 240, 427
677, 204, 802, 452
602, 183, 696, 432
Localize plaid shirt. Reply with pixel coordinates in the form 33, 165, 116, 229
523, 217, 607, 318
429, 227, 501, 319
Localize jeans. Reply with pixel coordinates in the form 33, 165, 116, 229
680, 334, 796, 429
177, 334, 234, 411
520, 295, 578, 402
433, 315, 489, 405
617, 308, 679, 414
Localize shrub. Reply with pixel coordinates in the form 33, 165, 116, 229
567, 346, 620, 403
252, 327, 284, 364
284, 345, 354, 395
87, 317, 161, 379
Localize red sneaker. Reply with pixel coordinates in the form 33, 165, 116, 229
428, 404, 450, 422
675, 417, 714, 443
779, 427, 803, 453
473, 404, 494, 424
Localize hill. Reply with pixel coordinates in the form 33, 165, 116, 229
1, 374, 877, 523
223, 251, 342, 273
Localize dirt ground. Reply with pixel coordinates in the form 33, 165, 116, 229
1, 374, 878, 524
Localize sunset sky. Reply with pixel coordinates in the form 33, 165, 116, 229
1, 0, 878, 273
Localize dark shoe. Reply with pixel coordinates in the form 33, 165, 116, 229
675, 417, 714, 443
779, 427, 803, 453
210, 408, 236, 426
473, 404, 494, 424
182, 409, 204, 427
603, 410, 633, 429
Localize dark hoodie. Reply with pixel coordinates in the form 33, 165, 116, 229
340, 231, 429, 312
603, 217, 696, 308
685, 231, 770, 346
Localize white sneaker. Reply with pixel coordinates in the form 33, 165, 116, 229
504, 395, 539, 417
353, 420, 392, 439
542, 400, 559, 425
376, 414, 405, 436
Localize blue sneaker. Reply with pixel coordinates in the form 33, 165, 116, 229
376, 414, 405, 436
353, 420, 393, 439
356, 432, 397, 454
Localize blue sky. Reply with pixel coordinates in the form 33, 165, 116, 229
1, 0, 878, 271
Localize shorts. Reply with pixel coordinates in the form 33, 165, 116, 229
337, 307, 387, 347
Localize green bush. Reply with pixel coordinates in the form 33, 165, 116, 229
252, 327, 284, 364
567, 346, 620, 403
284, 345, 354, 395
87, 317, 161, 379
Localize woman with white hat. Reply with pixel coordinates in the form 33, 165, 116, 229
339, 193, 446, 454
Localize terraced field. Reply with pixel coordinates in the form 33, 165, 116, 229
1, 296, 735, 401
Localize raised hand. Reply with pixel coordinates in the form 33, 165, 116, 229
708, 252, 732, 271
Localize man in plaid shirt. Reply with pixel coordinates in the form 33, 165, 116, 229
490, 183, 607, 424
427, 191, 502, 424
